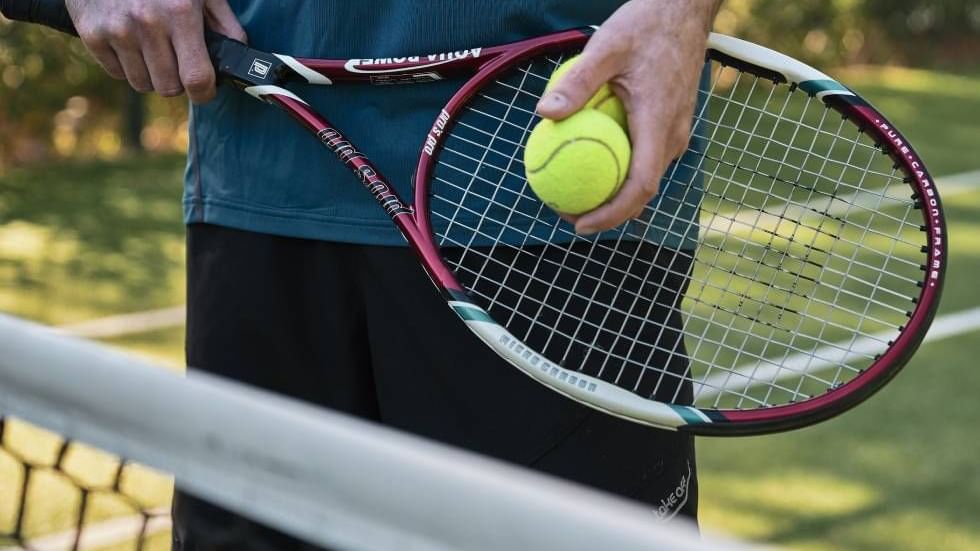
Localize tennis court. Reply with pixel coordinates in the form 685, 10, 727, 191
2, 6, 979, 550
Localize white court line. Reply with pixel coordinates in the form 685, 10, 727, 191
696, 306, 980, 401
56, 306, 185, 339
52, 169, 980, 340
694, 169, 980, 401
704, 168, 980, 237
840, 168, 980, 201
932, 168, 980, 189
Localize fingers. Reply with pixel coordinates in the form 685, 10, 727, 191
112, 37, 154, 93
71, 13, 138, 85
171, 35, 215, 104
536, 34, 625, 120
556, 0, 713, 235
66, 0, 237, 103
574, 92, 698, 234
83, 39, 126, 81
575, 113, 670, 235
205, 0, 248, 42
142, 31, 184, 97
170, 6, 216, 103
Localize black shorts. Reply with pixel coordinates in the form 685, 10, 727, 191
174, 223, 698, 550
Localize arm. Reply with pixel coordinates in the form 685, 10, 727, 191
65, 0, 247, 103
536, 0, 722, 234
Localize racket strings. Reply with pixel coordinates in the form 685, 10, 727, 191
674, 68, 921, 406
455, 88, 920, 262
434, 202, 870, 404
693, 113, 923, 250
441, 235, 871, 383
631, 84, 907, 406
429, 54, 927, 410
457, 92, 923, 263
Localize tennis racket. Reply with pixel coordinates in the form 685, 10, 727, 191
5, 0, 946, 435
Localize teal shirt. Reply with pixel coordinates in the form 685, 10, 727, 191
185, 1, 702, 249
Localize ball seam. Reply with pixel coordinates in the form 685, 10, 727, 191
525, 137, 624, 189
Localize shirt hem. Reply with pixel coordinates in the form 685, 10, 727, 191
184, 197, 410, 246
183, 197, 697, 250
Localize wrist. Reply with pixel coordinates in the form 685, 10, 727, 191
630, 0, 722, 33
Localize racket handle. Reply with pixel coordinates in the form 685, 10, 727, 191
1, 0, 242, 78
1, 0, 77, 36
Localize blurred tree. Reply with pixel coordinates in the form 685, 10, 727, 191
861, 0, 980, 64
0, 21, 186, 171
715, 0, 855, 65
2, 2, 978, 169
715, 0, 980, 65
123, 90, 145, 153
0, 20, 114, 168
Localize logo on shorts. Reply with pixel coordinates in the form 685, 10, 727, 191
654, 461, 693, 522
248, 59, 273, 80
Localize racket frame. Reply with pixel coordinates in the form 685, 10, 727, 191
207, 30, 947, 435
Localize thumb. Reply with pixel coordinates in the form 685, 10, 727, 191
205, 0, 248, 43
536, 49, 619, 121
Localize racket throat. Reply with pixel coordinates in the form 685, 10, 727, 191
313, 128, 414, 218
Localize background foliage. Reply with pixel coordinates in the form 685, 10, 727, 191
0, 21, 186, 171
717, 0, 980, 67
1, 0, 978, 171
1, 2, 979, 551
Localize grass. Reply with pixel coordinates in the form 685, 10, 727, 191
699, 331, 980, 551
833, 66, 980, 175
697, 65, 980, 550
0, 154, 186, 326
0, 66, 978, 549
0, 155, 184, 549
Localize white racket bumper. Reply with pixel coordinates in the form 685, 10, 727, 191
707, 33, 855, 100
448, 301, 712, 431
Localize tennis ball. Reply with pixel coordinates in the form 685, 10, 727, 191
524, 109, 631, 215
546, 55, 628, 131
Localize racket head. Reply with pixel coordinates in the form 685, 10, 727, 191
410, 30, 945, 435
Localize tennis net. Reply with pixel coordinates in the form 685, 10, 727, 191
0, 312, 760, 550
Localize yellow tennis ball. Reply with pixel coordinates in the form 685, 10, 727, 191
524, 110, 631, 215
546, 55, 628, 131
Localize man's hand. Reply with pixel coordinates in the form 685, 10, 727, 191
536, 0, 721, 235
65, 0, 247, 103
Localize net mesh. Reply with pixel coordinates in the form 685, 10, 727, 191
0, 418, 171, 550
430, 53, 927, 411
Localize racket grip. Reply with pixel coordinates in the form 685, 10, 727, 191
1, 0, 77, 36
1, 0, 240, 73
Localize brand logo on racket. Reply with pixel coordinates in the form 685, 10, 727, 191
876, 118, 944, 286
498, 334, 598, 393
344, 48, 483, 74
423, 110, 452, 156
317, 128, 412, 217
248, 59, 273, 80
